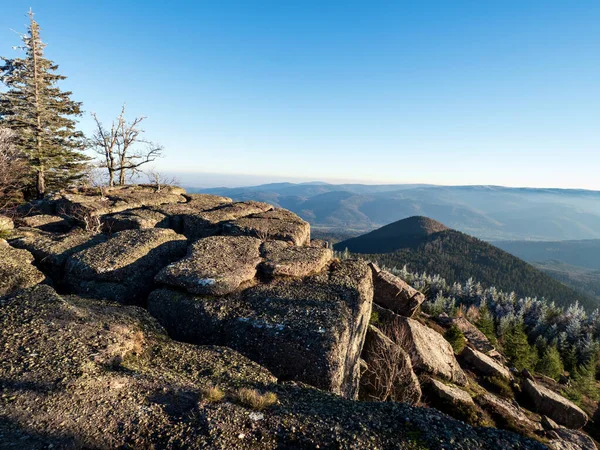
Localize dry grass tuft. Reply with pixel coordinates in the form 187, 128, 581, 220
236, 388, 278, 410
201, 386, 225, 403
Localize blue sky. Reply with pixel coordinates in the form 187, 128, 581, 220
1, 1, 599, 188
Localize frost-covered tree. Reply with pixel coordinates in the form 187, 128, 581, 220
0, 10, 88, 198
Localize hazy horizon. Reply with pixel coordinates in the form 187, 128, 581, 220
166, 170, 600, 192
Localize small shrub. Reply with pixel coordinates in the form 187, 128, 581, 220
444, 324, 466, 354
369, 311, 379, 325
236, 388, 277, 410
202, 386, 225, 403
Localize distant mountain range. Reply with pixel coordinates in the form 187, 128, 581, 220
333, 216, 599, 311
193, 182, 600, 241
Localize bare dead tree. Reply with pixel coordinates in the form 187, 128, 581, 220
145, 169, 180, 192
88, 105, 163, 187
0, 127, 28, 213
362, 321, 421, 404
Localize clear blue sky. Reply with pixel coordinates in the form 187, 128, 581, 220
1, 1, 599, 188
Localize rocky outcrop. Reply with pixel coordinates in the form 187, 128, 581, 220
476, 392, 543, 433
223, 209, 311, 246
0, 240, 45, 296
149, 260, 373, 399
9, 228, 107, 281
182, 201, 273, 241
56, 185, 187, 218
156, 235, 262, 296
151, 193, 232, 232
101, 208, 168, 232
452, 317, 495, 354
259, 240, 333, 277
392, 315, 468, 385
426, 378, 475, 409
522, 378, 588, 429
16, 214, 73, 232
546, 428, 598, 450
0, 214, 14, 231
462, 346, 511, 380
369, 263, 425, 317
360, 325, 421, 404
65, 228, 187, 303
0, 285, 548, 450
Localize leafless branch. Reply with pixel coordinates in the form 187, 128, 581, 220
87, 104, 163, 187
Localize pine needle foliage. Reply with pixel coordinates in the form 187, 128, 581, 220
0, 10, 89, 198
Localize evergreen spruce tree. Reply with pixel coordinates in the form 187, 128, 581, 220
444, 324, 466, 354
0, 10, 88, 198
476, 302, 498, 346
502, 321, 538, 371
535, 346, 564, 380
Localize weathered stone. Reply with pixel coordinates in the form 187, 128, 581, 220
308, 239, 329, 249
151, 193, 232, 232
0, 215, 14, 231
542, 415, 561, 431
393, 315, 468, 385
156, 235, 262, 296
369, 263, 425, 317
453, 317, 495, 354
0, 284, 550, 450
182, 201, 273, 240
102, 208, 168, 232
476, 392, 543, 433
462, 346, 511, 380
222, 209, 310, 246
259, 240, 333, 277
546, 428, 598, 450
148, 259, 373, 399
0, 240, 45, 296
521, 379, 588, 429
65, 229, 187, 304
17, 214, 73, 233
56, 185, 186, 220
8, 228, 107, 281
360, 325, 421, 404
427, 378, 474, 408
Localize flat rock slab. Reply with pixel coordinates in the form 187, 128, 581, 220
156, 235, 262, 296
521, 379, 588, 429
222, 209, 310, 246
0, 240, 45, 296
17, 214, 73, 233
9, 228, 107, 281
427, 378, 475, 408
546, 428, 597, 450
476, 392, 543, 433
453, 317, 495, 354
360, 324, 421, 404
182, 201, 273, 240
56, 185, 186, 219
394, 315, 468, 385
0, 215, 14, 230
462, 346, 511, 380
259, 240, 333, 277
151, 194, 232, 232
102, 208, 168, 232
369, 263, 425, 317
65, 228, 187, 304
148, 260, 373, 399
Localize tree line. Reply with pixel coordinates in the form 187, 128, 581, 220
389, 264, 600, 404
0, 10, 163, 207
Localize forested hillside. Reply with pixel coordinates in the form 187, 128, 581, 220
335, 217, 599, 311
